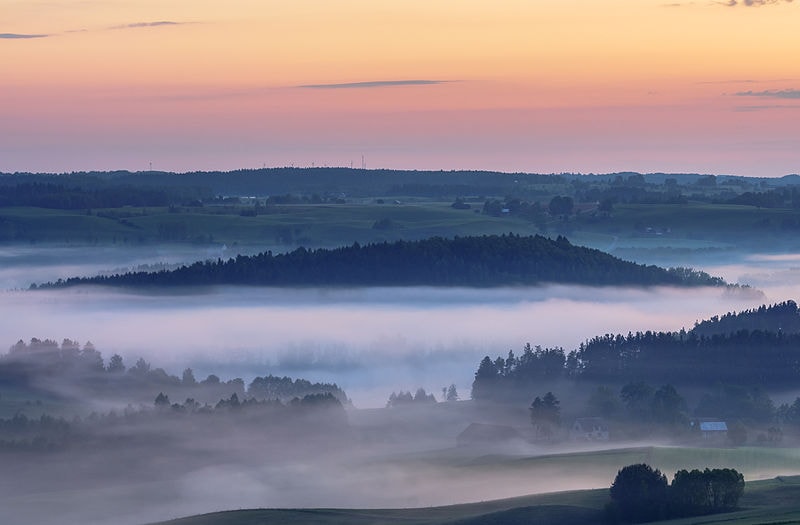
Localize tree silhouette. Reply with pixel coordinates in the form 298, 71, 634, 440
609, 464, 668, 523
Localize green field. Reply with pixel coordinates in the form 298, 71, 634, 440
5, 200, 800, 257
0, 202, 537, 248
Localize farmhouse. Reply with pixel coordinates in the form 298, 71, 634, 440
570, 417, 609, 441
690, 419, 728, 442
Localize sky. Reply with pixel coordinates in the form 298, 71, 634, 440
1, 0, 799, 176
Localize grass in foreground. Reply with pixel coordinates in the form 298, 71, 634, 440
149, 475, 800, 525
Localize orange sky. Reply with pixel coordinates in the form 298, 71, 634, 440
1, 0, 798, 175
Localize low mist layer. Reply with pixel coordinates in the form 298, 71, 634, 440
0, 284, 767, 407
2, 249, 800, 524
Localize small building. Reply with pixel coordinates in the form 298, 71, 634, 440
570, 417, 609, 441
691, 419, 728, 442
456, 423, 525, 447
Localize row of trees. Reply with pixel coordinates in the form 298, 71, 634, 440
608, 464, 744, 523
0, 391, 347, 453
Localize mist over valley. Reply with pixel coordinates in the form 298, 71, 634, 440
5, 0, 800, 518
6, 172, 800, 525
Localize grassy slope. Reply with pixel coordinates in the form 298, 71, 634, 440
148, 447, 800, 525
149, 489, 610, 525
150, 476, 800, 525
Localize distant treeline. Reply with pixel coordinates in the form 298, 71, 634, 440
0, 338, 348, 405
2, 168, 563, 199
0, 391, 346, 453
5, 169, 800, 211
0, 180, 211, 209
472, 301, 800, 399
33, 234, 726, 289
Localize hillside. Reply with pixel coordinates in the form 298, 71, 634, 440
148, 475, 800, 525
33, 234, 725, 289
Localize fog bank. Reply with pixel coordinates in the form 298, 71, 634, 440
0, 283, 767, 408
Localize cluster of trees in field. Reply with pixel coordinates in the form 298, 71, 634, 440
607, 464, 744, 523
0, 338, 348, 405
385, 385, 459, 406
472, 302, 800, 398
0, 391, 347, 453
386, 388, 438, 407
33, 234, 726, 289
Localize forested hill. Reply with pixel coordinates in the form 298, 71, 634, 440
692, 300, 800, 336
34, 234, 725, 289
471, 301, 800, 401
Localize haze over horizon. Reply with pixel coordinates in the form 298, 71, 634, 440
2, 0, 798, 177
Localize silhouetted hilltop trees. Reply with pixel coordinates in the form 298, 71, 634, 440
692, 300, 800, 336
472, 301, 800, 400
574, 329, 800, 385
33, 234, 726, 289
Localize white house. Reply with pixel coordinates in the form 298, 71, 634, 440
570, 417, 609, 441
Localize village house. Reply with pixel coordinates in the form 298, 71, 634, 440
570, 417, 610, 441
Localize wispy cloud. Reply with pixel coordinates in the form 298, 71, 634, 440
299, 80, 448, 89
735, 104, 800, 112
698, 79, 757, 85
735, 89, 800, 99
721, 0, 793, 6
0, 33, 48, 39
110, 21, 183, 30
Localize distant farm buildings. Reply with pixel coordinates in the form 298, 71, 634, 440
570, 418, 610, 442
691, 419, 728, 443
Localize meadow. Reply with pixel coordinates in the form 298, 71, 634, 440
4, 200, 800, 262
147, 450, 800, 525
